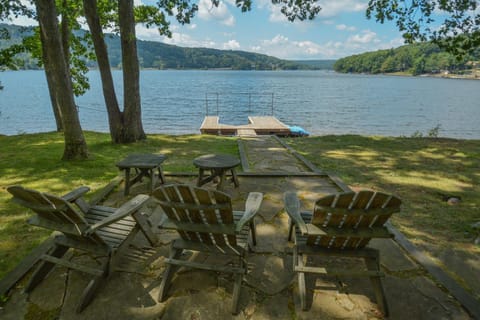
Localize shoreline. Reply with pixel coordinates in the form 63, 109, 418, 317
1, 131, 479, 141
386, 70, 480, 80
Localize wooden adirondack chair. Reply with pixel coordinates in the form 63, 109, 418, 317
152, 184, 263, 314
284, 190, 401, 316
7, 185, 158, 313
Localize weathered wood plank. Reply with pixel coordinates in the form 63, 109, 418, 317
0, 236, 55, 296
88, 195, 149, 232
196, 187, 225, 245
388, 222, 480, 319
172, 238, 247, 256
237, 139, 250, 173
159, 216, 237, 235
200, 116, 291, 136
294, 265, 383, 277
304, 224, 393, 238
284, 192, 308, 235
39, 254, 104, 276
165, 257, 245, 274
88, 176, 124, 206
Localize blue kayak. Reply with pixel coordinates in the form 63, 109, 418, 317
288, 126, 310, 137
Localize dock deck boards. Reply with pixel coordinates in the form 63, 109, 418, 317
200, 116, 291, 136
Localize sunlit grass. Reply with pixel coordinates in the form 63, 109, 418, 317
286, 135, 480, 256
0, 131, 237, 278
1, 132, 479, 288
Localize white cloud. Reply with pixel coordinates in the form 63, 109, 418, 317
318, 31, 404, 58
267, 5, 289, 23
248, 29, 405, 60
223, 40, 241, 50
347, 30, 380, 45
267, 34, 290, 45
387, 37, 405, 48
161, 32, 217, 48
2, 0, 36, 26
6, 15, 36, 26
318, 0, 367, 17
336, 24, 356, 32
136, 25, 164, 41
252, 34, 337, 59
136, 23, 200, 43
198, 0, 236, 26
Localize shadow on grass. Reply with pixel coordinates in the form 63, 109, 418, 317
285, 134, 480, 296
0, 131, 238, 278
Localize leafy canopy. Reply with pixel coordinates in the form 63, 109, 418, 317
367, 0, 480, 57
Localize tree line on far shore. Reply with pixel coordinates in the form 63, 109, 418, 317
334, 42, 480, 76
0, 24, 332, 71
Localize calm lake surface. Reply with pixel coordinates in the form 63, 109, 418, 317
1, 70, 479, 139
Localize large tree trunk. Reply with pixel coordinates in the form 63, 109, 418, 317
39, 19, 63, 132
36, 0, 88, 160
43, 57, 63, 131
83, 0, 125, 143
118, 0, 146, 142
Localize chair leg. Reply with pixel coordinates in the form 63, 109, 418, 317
25, 244, 69, 293
364, 255, 389, 317
76, 275, 106, 313
158, 247, 183, 302
297, 253, 307, 311
232, 254, 246, 315
231, 168, 239, 187
288, 219, 294, 242
249, 220, 257, 246
294, 246, 308, 311
158, 166, 166, 184
76, 254, 110, 313
232, 273, 243, 315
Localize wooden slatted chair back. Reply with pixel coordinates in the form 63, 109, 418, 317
153, 184, 237, 246
7, 185, 105, 244
308, 190, 401, 249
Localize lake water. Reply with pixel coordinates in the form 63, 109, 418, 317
1, 70, 479, 139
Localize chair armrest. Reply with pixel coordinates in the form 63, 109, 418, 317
61, 186, 90, 202
85, 194, 150, 234
235, 192, 263, 232
284, 192, 308, 235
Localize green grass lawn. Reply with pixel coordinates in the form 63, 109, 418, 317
287, 135, 480, 279
1, 132, 479, 289
0, 131, 238, 279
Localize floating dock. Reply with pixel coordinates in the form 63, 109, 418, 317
200, 116, 292, 136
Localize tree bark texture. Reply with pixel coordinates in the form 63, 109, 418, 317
83, 0, 125, 143
118, 0, 146, 142
42, 50, 63, 132
35, 0, 88, 159
38, 11, 63, 132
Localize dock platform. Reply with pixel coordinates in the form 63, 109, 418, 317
200, 116, 291, 136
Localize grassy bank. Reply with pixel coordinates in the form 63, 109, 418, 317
0, 132, 238, 279
287, 135, 480, 294
1, 132, 479, 290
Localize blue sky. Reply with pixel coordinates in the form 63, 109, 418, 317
8, 0, 406, 60
135, 0, 406, 60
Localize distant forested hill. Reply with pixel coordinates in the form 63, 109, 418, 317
292, 60, 336, 70
1, 24, 334, 71
334, 42, 480, 76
